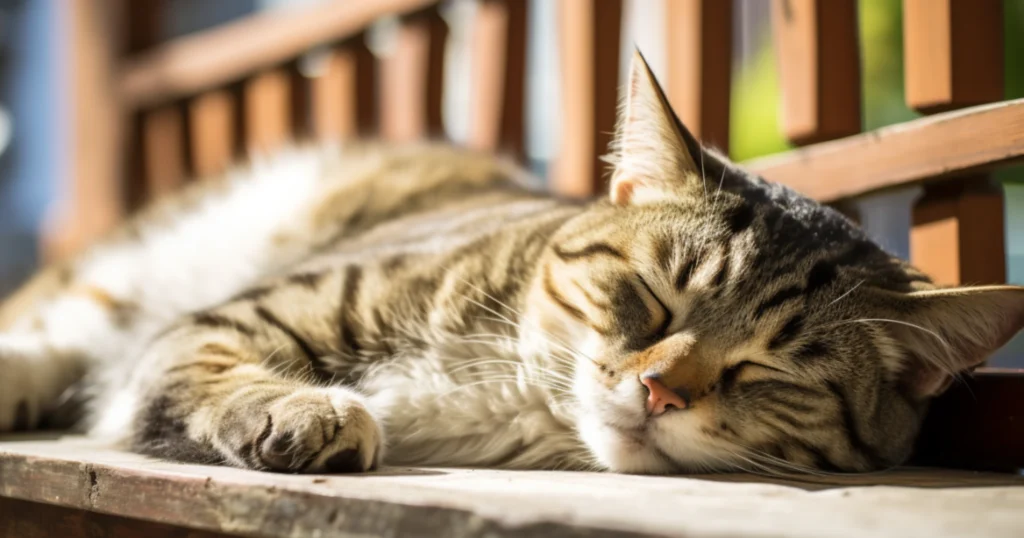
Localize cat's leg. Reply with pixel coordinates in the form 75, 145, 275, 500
126, 275, 383, 473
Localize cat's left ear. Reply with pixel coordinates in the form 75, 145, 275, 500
608, 49, 712, 206
883, 286, 1024, 399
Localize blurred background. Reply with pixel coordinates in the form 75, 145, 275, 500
1, 0, 1023, 361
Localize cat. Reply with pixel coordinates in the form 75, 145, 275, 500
1, 51, 1021, 475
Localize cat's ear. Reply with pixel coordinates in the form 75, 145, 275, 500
607, 49, 709, 206
884, 286, 1024, 399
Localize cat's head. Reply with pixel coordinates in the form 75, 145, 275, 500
527, 50, 1024, 473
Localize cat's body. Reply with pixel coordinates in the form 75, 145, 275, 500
2, 53, 1022, 475
1, 142, 591, 471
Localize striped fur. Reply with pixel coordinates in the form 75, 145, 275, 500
1, 52, 1022, 475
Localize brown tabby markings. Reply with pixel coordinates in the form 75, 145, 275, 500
1, 52, 1022, 476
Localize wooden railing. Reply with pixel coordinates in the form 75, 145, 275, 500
52, 0, 1022, 470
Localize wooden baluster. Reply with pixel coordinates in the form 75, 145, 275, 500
904, 0, 1003, 113
188, 89, 238, 177
125, 0, 185, 209
771, 0, 860, 145
140, 106, 187, 200
243, 68, 294, 153
554, 0, 623, 197
912, 182, 1006, 285
468, 0, 527, 160
308, 35, 377, 140
381, 7, 448, 142
44, 0, 127, 259
904, 0, 1006, 285
665, 0, 733, 152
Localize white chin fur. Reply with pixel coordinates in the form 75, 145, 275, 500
577, 414, 676, 474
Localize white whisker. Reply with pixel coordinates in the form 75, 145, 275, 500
826, 279, 864, 308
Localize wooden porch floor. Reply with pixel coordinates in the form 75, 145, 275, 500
1, 435, 1023, 537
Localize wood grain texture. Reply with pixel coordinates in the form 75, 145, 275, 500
553, 0, 623, 197
380, 7, 448, 142
746, 98, 1024, 203
903, 0, 1003, 113
188, 90, 238, 177
771, 0, 861, 145
665, 0, 733, 152
119, 0, 436, 109
307, 36, 377, 139
0, 496, 231, 538
468, 0, 527, 160
2, 438, 1024, 538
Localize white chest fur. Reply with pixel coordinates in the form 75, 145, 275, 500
359, 336, 587, 470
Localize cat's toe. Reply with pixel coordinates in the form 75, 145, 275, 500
258, 388, 381, 473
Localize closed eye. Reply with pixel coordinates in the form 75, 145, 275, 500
718, 360, 786, 391
636, 274, 673, 338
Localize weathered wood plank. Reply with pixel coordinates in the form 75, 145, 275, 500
468, 0, 527, 159
903, 0, 1003, 113
2, 439, 1024, 538
771, 0, 861, 145
380, 7, 448, 142
553, 0, 623, 197
665, 0, 733, 152
746, 98, 1024, 203
119, 0, 437, 109
0, 496, 232, 538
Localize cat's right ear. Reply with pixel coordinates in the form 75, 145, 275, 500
880, 285, 1024, 399
607, 49, 707, 206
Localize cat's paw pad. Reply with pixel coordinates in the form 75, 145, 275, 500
257, 388, 382, 473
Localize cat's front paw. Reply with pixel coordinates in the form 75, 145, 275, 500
0, 336, 58, 432
0, 345, 35, 431
255, 388, 382, 473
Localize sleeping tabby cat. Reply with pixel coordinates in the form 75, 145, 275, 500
1, 52, 1022, 474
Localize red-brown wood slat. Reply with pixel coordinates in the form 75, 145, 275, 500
902, 0, 1005, 286
913, 370, 1024, 472
554, 0, 623, 197
308, 36, 377, 140
665, 0, 733, 152
903, 0, 1004, 113
770, 0, 860, 145
118, 0, 437, 109
468, 0, 527, 160
911, 181, 1006, 286
44, 0, 127, 260
140, 106, 187, 200
243, 68, 294, 153
188, 90, 238, 177
380, 7, 448, 142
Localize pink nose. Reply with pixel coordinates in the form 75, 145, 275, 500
640, 375, 688, 416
